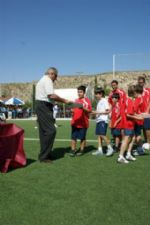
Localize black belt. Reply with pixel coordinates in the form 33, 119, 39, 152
36, 100, 54, 109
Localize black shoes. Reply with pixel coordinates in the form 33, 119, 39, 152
76, 150, 84, 156
69, 150, 76, 157
69, 150, 84, 157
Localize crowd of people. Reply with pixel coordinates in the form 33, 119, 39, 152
0, 105, 32, 121
69, 76, 150, 164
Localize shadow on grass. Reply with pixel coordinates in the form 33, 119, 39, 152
7, 158, 36, 173
84, 145, 97, 154
51, 147, 70, 160
26, 158, 37, 166
135, 152, 150, 157
52, 145, 97, 160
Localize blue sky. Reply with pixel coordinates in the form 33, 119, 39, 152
0, 0, 150, 83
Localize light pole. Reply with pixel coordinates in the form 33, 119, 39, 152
113, 54, 116, 79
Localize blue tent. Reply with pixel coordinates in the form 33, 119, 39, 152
4, 97, 25, 105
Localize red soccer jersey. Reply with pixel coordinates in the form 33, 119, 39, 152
71, 97, 92, 128
142, 88, 150, 112
148, 103, 150, 114
111, 102, 124, 129
124, 97, 135, 129
108, 89, 127, 106
133, 96, 146, 125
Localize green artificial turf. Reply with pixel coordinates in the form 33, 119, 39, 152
0, 120, 150, 225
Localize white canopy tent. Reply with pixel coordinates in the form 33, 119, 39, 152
54, 88, 78, 101
54, 88, 78, 118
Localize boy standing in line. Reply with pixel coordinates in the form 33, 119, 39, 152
108, 80, 127, 139
144, 101, 150, 144
108, 80, 126, 106
117, 86, 143, 164
110, 93, 124, 152
92, 88, 113, 157
138, 76, 150, 144
133, 85, 146, 155
70, 86, 92, 156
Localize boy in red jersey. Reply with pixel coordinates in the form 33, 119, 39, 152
145, 101, 150, 143
108, 80, 126, 106
133, 85, 146, 155
108, 80, 127, 139
110, 93, 124, 152
138, 76, 150, 105
138, 76, 150, 144
70, 86, 92, 156
118, 86, 143, 164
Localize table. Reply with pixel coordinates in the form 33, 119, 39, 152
0, 123, 26, 173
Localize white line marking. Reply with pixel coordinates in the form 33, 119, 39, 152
25, 138, 97, 143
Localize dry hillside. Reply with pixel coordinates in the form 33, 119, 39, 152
1, 71, 150, 102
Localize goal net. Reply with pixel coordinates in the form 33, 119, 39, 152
113, 53, 150, 78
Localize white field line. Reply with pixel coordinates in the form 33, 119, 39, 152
25, 137, 97, 143
7, 118, 72, 121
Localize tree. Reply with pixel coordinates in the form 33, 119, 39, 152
32, 84, 36, 114
94, 76, 98, 89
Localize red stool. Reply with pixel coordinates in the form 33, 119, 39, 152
0, 123, 26, 173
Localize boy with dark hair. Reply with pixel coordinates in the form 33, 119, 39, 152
108, 80, 126, 106
110, 93, 123, 152
138, 76, 150, 105
70, 85, 92, 156
138, 76, 145, 83
133, 85, 146, 155
92, 88, 113, 156
138, 76, 150, 144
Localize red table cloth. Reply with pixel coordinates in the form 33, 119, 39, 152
0, 123, 26, 173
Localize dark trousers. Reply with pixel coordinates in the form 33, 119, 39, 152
35, 101, 56, 161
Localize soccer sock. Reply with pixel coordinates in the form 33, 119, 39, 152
98, 147, 102, 151
127, 151, 131, 156
107, 144, 112, 149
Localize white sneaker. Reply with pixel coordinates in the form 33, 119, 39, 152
106, 147, 114, 157
117, 156, 129, 164
92, 150, 103, 156
126, 154, 136, 161
132, 150, 139, 156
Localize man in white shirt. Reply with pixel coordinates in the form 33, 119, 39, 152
35, 67, 70, 163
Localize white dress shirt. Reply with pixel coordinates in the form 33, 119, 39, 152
36, 75, 54, 103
